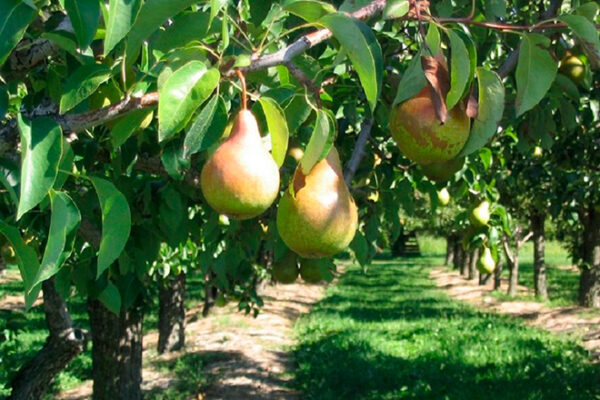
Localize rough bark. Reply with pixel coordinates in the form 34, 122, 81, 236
158, 273, 186, 354
531, 212, 549, 300
579, 208, 600, 307
88, 300, 143, 400
468, 248, 479, 280
493, 254, 503, 290
445, 235, 456, 266
9, 279, 89, 400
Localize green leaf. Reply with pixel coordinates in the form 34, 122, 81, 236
0, 0, 37, 67
64, 0, 100, 48
59, 64, 112, 113
483, 0, 506, 19
98, 281, 121, 314
161, 141, 185, 180
383, 0, 409, 19
182, 96, 227, 159
158, 61, 220, 141
90, 177, 131, 278
478, 147, 493, 170
258, 97, 289, 168
574, 2, 599, 22
210, 0, 228, 26
459, 68, 505, 156
125, 0, 198, 62
0, 219, 41, 309
319, 13, 382, 112
54, 140, 75, 191
17, 117, 62, 220
446, 29, 471, 110
104, 0, 141, 55
515, 33, 557, 117
111, 109, 153, 148
283, 0, 336, 22
560, 14, 600, 67
300, 109, 332, 175
426, 23, 441, 55
393, 53, 426, 106
151, 12, 211, 58
350, 231, 369, 267
284, 95, 312, 134
33, 191, 81, 287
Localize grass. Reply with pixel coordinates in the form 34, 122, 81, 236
292, 252, 600, 399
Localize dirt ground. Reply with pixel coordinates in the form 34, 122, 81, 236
430, 266, 600, 361
56, 279, 326, 400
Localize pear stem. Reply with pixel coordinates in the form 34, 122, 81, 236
236, 69, 248, 110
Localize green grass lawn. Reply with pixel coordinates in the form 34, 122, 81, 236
292, 253, 600, 399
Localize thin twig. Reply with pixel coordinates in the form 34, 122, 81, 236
344, 119, 374, 185
285, 61, 323, 107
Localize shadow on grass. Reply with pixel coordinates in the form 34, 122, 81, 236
292, 259, 600, 400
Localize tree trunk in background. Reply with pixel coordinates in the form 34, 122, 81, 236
461, 249, 470, 277
9, 279, 89, 400
493, 254, 503, 290
579, 208, 600, 307
445, 235, 456, 266
507, 247, 520, 297
531, 212, 548, 301
203, 271, 218, 317
453, 242, 462, 270
88, 300, 143, 400
158, 272, 186, 354
468, 248, 479, 280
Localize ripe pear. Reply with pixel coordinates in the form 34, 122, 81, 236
437, 188, 450, 206
299, 259, 325, 283
272, 251, 299, 284
390, 87, 470, 165
277, 147, 358, 258
200, 109, 280, 219
470, 201, 491, 227
477, 247, 496, 274
421, 157, 464, 183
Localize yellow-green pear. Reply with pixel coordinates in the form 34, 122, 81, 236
533, 146, 543, 158
200, 109, 280, 219
477, 247, 496, 274
437, 188, 450, 206
470, 201, 490, 227
421, 157, 464, 183
277, 147, 358, 258
272, 252, 299, 284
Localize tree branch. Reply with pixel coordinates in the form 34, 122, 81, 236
344, 119, 374, 185
285, 61, 322, 107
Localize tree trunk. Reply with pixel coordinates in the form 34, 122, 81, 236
202, 271, 218, 317
453, 242, 462, 270
461, 249, 470, 277
493, 254, 503, 290
88, 300, 143, 400
445, 235, 456, 266
507, 247, 520, 297
579, 208, 600, 307
158, 272, 186, 354
531, 212, 548, 300
468, 248, 479, 280
10, 279, 89, 400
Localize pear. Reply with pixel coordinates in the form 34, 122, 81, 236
470, 201, 490, 227
389, 87, 470, 165
272, 251, 299, 284
437, 188, 450, 206
200, 109, 280, 219
477, 247, 496, 274
299, 259, 325, 283
277, 147, 358, 258
421, 157, 464, 183
560, 53, 586, 85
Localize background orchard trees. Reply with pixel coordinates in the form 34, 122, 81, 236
0, 0, 599, 398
